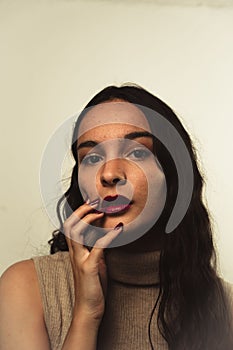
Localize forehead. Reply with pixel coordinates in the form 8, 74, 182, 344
77, 101, 151, 138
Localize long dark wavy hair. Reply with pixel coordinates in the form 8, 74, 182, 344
49, 84, 233, 349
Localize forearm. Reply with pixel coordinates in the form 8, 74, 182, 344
61, 315, 100, 350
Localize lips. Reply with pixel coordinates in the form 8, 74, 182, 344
100, 195, 132, 214
104, 195, 119, 202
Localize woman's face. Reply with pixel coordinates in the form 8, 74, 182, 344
77, 101, 166, 244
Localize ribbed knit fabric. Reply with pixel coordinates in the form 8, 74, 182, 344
32, 249, 168, 350
32, 252, 75, 349
98, 248, 168, 350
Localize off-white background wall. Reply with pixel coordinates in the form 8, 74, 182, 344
0, 0, 232, 281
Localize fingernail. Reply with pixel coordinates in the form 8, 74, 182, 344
86, 198, 90, 204
89, 198, 99, 207
92, 208, 102, 214
114, 222, 123, 230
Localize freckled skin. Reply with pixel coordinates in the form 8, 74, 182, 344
77, 102, 166, 248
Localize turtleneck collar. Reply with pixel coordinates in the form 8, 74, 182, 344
105, 248, 160, 286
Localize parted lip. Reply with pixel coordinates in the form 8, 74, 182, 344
98, 195, 132, 215
92, 195, 132, 215
103, 195, 118, 202
102, 195, 131, 207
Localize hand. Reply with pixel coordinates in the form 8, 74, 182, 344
64, 199, 123, 325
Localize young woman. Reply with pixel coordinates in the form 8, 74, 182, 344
0, 84, 232, 350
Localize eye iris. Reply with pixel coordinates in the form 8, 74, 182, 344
134, 150, 145, 158
82, 155, 101, 165
90, 155, 100, 163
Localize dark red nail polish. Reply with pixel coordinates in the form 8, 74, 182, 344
90, 198, 99, 206
92, 208, 102, 214
114, 222, 123, 230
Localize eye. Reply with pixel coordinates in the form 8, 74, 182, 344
82, 154, 103, 165
127, 148, 151, 160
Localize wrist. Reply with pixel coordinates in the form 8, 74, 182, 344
72, 310, 102, 330
62, 311, 100, 349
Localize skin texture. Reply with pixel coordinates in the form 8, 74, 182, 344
0, 260, 50, 350
76, 101, 166, 247
0, 101, 166, 349
0, 100, 233, 350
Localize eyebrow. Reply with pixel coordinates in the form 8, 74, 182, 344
77, 131, 154, 151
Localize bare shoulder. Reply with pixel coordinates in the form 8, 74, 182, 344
0, 259, 50, 349
0, 259, 41, 309
1, 259, 38, 287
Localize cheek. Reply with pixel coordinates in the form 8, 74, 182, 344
133, 161, 165, 187
131, 170, 148, 201
141, 164, 167, 204
78, 167, 99, 200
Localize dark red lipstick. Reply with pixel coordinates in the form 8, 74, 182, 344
104, 195, 119, 202
100, 195, 132, 215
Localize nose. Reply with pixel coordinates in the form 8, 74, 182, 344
99, 159, 126, 187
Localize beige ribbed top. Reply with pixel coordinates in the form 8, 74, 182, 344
32, 249, 168, 350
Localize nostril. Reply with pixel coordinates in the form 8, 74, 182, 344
112, 178, 119, 184
100, 174, 127, 186
113, 178, 126, 185
102, 177, 126, 186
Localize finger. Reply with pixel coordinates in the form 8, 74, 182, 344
65, 206, 103, 250
66, 234, 84, 252
66, 212, 104, 259
68, 212, 104, 242
64, 200, 100, 229
65, 235, 75, 259
95, 223, 123, 249
90, 223, 123, 263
